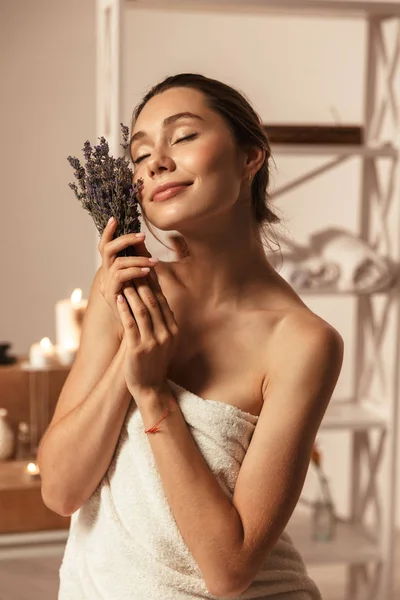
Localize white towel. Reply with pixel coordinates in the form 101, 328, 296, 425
58, 380, 322, 599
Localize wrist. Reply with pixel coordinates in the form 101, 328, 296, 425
132, 381, 175, 412
131, 380, 170, 401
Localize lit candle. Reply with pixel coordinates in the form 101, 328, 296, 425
55, 288, 88, 350
24, 462, 40, 480
29, 337, 57, 368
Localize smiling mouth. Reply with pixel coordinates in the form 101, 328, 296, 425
152, 184, 192, 202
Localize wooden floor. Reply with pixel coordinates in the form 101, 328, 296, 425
0, 539, 399, 600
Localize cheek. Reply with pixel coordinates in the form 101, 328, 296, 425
183, 137, 237, 179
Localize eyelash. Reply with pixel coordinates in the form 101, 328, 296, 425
132, 133, 198, 165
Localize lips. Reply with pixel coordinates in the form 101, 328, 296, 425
151, 181, 192, 202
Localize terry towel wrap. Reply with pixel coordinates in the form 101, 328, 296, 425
58, 380, 322, 599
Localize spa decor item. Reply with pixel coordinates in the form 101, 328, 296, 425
15, 422, 32, 461
0, 342, 17, 366
67, 123, 143, 259
23, 461, 41, 480
28, 337, 58, 369
0, 408, 15, 461
55, 288, 88, 355
311, 444, 336, 541
274, 228, 396, 294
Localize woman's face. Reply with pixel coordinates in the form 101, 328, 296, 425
130, 87, 248, 232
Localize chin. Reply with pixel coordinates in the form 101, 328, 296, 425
145, 204, 202, 233
148, 216, 191, 233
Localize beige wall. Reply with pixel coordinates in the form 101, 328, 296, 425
1, 1, 399, 526
0, 0, 97, 356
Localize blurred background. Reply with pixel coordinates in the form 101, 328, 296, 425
0, 0, 399, 599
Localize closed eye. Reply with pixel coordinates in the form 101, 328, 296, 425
133, 154, 150, 165
132, 133, 198, 165
175, 133, 198, 144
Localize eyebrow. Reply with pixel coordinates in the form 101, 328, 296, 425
129, 112, 204, 146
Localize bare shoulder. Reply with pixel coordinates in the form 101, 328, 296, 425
276, 309, 343, 352
266, 307, 344, 390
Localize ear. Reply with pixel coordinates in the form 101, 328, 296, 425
243, 145, 266, 180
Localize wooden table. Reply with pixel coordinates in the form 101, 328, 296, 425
0, 461, 70, 534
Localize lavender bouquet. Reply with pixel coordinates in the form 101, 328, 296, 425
67, 123, 143, 258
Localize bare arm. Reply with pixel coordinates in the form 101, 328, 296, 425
38, 267, 131, 516
38, 218, 162, 516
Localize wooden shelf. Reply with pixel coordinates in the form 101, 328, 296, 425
0, 460, 41, 492
128, 0, 400, 18
271, 142, 398, 157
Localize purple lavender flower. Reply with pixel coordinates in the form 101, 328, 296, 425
67, 123, 143, 258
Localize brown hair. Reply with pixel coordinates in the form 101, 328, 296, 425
130, 73, 281, 250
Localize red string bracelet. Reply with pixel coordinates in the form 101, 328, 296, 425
144, 398, 177, 434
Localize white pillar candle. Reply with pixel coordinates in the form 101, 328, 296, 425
55, 288, 88, 350
56, 338, 78, 366
29, 337, 57, 368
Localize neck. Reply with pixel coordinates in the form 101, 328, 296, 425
174, 217, 277, 309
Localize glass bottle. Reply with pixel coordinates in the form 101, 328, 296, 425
15, 422, 32, 461
312, 476, 336, 541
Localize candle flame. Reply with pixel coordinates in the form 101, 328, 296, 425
40, 337, 53, 350
71, 288, 82, 304
27, 462, 40, 474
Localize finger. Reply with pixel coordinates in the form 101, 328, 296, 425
110, 255, 158, 286
114, 266, 154, 288
144, 272, 178, 336
123, 285, 154, 342
116, 292, 140, 342
98, 217, 118, 261
133, 279, 171, 344
113, 256, 157, 270
153, 284, 178, 336
104, 232, 147, 269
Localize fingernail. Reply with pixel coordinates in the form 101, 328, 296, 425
117, 294, 124, 303
149, 258, 159, 264
108, 216, 115, 225
135, 232, 146, 238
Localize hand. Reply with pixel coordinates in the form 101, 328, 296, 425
97, 217, 160, 328
116, 278, 179, 399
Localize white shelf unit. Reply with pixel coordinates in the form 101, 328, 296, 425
288, 508, 381, 565
96, 1, 400, 598
0, 530, 68, 561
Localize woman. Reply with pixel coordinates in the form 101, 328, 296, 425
39, 73, 343, 599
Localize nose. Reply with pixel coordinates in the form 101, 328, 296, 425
147, 149, 176, 178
